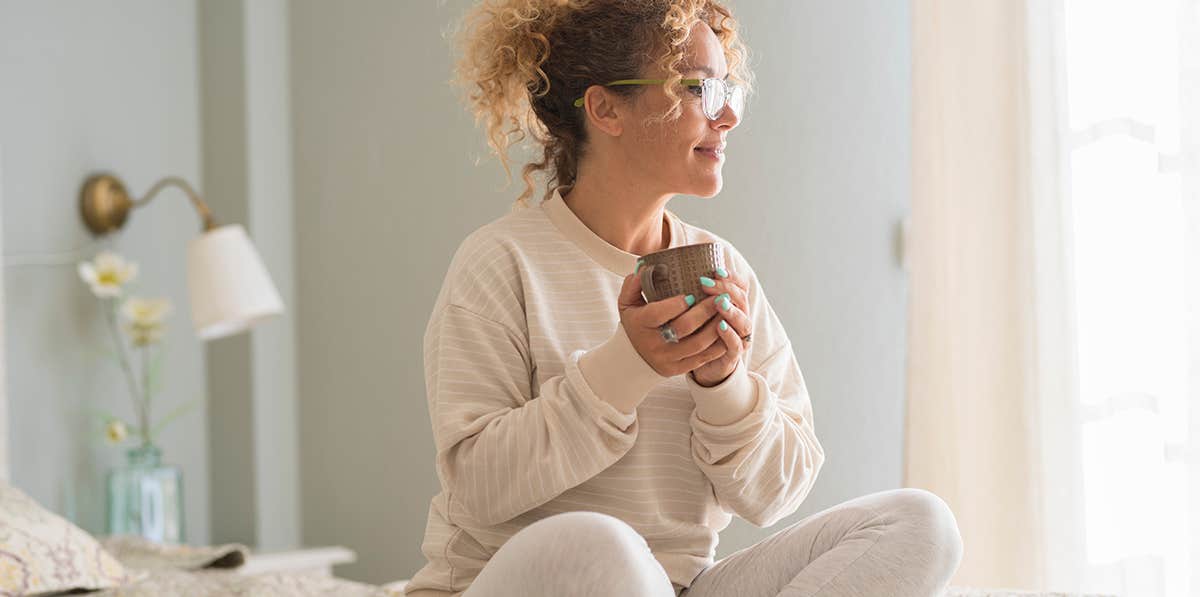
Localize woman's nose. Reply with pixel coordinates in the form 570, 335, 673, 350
712, 105, 740, 130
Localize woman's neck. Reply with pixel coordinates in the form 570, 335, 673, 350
561, 171, 674, 256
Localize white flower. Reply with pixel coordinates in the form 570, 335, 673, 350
105, 419, 129, 444
78, 251, 138, 298
121, 297, 172, 347
122, 296, 172, 326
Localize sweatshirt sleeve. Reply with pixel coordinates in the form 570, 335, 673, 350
683, 244, 826, 528
426, 301, 666, 528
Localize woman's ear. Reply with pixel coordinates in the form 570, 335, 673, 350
581, 86, 625, 138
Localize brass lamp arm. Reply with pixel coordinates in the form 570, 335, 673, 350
80, 173, 219, 235
133, 176, 216, 232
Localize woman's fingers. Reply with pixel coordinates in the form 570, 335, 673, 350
715, 265, 749, 293
682, 332, 728, 371
667, 293, 727, 339
675, 311, 724, 359
699, 270, 749, 314
620, 273, 695, 329
702, 283, 750, 339
617, 273, 647, 311
624, 265, 750, 356
690, 308, 745, 379
715, 301, 751, 343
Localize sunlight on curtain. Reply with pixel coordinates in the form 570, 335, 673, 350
1062, 1, 1199, 595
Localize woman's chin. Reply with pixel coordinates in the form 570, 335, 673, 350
690, 176, 723, 198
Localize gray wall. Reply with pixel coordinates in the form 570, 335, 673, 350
290, 0, 910, 585
0, 0, 211, 544
198, 0, 302, 552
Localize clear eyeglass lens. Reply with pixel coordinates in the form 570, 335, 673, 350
702, 78, 724, 119
701, 78, 745, 120
728, 85, 745, 118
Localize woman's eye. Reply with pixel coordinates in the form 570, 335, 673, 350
687, 85, 703, 97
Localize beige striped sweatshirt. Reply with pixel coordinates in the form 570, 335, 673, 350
405, 185, 825, 597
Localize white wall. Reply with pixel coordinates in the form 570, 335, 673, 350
290, 0, 911, 584
0, 0, 210, 544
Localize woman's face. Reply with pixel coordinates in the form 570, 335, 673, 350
622, 21, 741, 199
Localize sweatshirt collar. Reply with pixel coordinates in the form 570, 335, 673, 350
542, 185, 688, 277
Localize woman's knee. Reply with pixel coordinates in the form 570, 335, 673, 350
885, 489, 964, 574
508, 511, 672, 594
518, 511, 646, 551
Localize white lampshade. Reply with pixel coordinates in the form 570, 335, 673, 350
186, 224, 284, 340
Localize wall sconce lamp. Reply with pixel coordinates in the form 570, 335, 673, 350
79, 173, 284, 340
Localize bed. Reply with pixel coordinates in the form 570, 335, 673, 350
381, 578, 1116, 595
0, 480, 400, 596
0, 478, 1115, 597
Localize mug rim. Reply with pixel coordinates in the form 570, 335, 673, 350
639, 241, 721, 262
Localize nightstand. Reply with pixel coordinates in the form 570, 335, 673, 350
239, 546, 357, 578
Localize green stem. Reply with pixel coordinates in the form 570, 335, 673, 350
140, 344, 152, 445
104, 298, 145, 439
148, 395, 199, 442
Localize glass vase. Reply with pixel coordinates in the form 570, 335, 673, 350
106, 442, 186, 544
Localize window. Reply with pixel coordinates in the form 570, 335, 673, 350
1063, 1, 1198, 595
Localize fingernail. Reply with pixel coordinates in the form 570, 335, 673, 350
685, 294, 695, 306
719, 320, 729, 331
699, 276, 715, 287
716, 267, 728, 278
720, 295, 731, 311
635, 258, 645, 274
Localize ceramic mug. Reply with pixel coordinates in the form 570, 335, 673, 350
637, 242, 726, 304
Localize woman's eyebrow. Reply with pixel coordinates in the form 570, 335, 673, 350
683, 65, 730, 80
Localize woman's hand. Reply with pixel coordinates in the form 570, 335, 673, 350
617, 272, 730, 378
689, 267, 753, 387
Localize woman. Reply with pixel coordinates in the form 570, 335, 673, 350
405, 1, 963, 596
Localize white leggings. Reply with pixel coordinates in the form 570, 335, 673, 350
460, 488, 964, 597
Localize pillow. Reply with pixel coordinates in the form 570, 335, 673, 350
0, 481, 143, 596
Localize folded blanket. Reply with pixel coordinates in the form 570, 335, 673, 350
100, 535, 250, 571
91, 535, 398, 597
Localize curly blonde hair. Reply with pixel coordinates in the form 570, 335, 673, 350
450, 0, 755, 208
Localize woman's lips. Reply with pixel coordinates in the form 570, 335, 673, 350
694, 146, 724, 160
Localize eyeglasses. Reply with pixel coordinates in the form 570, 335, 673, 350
572, 78, 745, 121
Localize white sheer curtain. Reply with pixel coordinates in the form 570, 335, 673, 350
908, 1, 1197, 595
1058, 1, 1200, 595
908, 0, 1085, 590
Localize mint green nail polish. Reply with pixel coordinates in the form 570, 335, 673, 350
719, 320, 729, 331
721, 296, 731, 311
635, 258, 645, 274
699, 276, 715, 287
716, 267, 728, 278
685, 294, 695, 306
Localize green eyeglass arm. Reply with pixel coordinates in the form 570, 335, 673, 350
572, 78, 704, 108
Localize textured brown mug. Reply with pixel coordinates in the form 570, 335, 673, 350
637, 242, 726, 304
